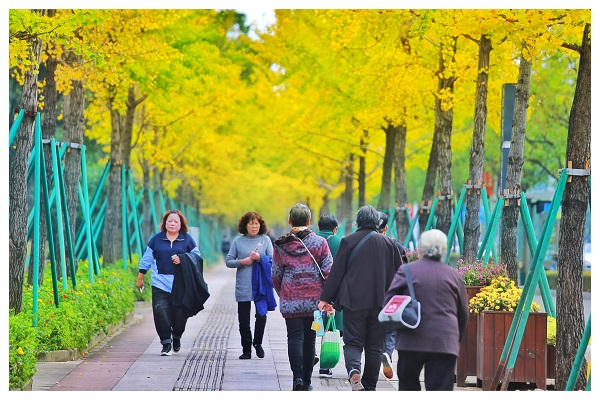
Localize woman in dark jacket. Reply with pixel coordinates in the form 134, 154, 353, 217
384, 229, 469, 391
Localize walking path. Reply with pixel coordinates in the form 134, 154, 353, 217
32, 261, 480, 393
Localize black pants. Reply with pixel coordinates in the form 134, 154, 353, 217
342, 308, 387, 390
238, 301, 267, 353
152, 286, 189, 344
284, 316, 316, 385
396, 350, 457, 391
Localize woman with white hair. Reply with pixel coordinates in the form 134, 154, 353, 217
383, 229, 469, 391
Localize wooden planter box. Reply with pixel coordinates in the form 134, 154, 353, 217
476, 311, 547, 391
547, 344, 556, 380
456, 286, 483, 387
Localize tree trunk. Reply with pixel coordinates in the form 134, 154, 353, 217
463, 34, 492, 262
62, 79, 84, 278
418, 129, 439, 232
500, 45, 532, 283
30, 16, 58, 286
102, 85, 146, 263
358, 131, 367, 208
393, 124, 408, 242
9, 19, 43, 314
340, 153, 354, 235
377, 123, 396, 212
141, 158, 154, 240
435, 37, 457, 235
555, 23, 590, 391
102, 93, 124, 264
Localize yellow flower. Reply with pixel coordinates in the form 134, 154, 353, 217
16, 347, 24, 355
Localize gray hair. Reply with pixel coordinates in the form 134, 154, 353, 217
355, 205, 382, 229
289, 203, 311, 227
418, 229, 447, 260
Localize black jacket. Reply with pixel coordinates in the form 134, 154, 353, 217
320, 227, 402, 311
172, 252, 210, 317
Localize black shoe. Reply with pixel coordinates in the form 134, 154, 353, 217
160, 343, 172, 356
253, 344, 265, 358
293, 378, 304, 391
304, 384, 313, 391
239, 353, 251, 359
313, 356, 319, 366
173, 338, 181, 352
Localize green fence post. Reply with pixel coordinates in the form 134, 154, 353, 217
31, 112, 42, 327
565, 314, 591, 390
424, 197, 439, 231
444, 187, 466, 263
50, 139, 68, 290
120, 164, 129, 268
55, 143, 77, 288
127, 170, 144, 259
39, 136, 60, 307
519, 193, 555, 317
9, 109, 25, 147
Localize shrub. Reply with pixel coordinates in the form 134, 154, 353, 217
9, 258, 139, 390
455, 257, 509, 286
8, 310, 38, 390
469, 276, 541, 314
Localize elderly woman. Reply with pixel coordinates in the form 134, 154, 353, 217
272, 203, 333, 391
226, 211, 274, 359
383, 229, 469, 391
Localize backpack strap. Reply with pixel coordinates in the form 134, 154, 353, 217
348, 230, 377, 262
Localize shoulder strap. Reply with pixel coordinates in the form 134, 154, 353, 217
349, 230, 377, 262
291, 233, 325, 280
405, 264, 416, 300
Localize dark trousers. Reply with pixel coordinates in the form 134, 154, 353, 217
152, 286, 189, 344
238, 301, 267, 353
284, 316, 316, 385
396, 350, 457, 391
342, 308, 387, 391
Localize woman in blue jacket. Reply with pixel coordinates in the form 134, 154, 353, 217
136, 209, 202, 356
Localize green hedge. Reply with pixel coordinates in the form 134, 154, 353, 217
545, 270, 591, 292
9, 257, 145, 390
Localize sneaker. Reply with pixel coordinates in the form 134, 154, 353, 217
173, 338, 181, 353
348, 369, 364, 391
381, 353, 393, 379
253, 344, 265, 358
160, 343, 172, 356
319, 368, 333, 377
292, 378, 304, 391
239, 352, 251, 359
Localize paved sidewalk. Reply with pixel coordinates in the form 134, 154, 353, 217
32, 261, 480, 392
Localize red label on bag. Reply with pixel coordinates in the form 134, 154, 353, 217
382, 295, 411, 315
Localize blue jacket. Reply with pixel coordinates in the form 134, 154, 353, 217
252, 254, 277, 317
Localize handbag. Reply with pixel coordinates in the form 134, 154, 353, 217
378, 264, 421, 330
319, 316, 341, 369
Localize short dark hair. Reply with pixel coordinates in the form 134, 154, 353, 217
289, 203, 311, 227
160, 209, 189, 233
318, 214, 338, 231
377, 211, 389, 233
237, 211, 268, 235
355, 205, 381, 229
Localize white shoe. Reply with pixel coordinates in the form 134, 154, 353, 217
348, 369, 364, 391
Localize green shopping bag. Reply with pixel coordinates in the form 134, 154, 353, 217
319, 315, 341, 369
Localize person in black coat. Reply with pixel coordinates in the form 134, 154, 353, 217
318, 206, 402, 391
